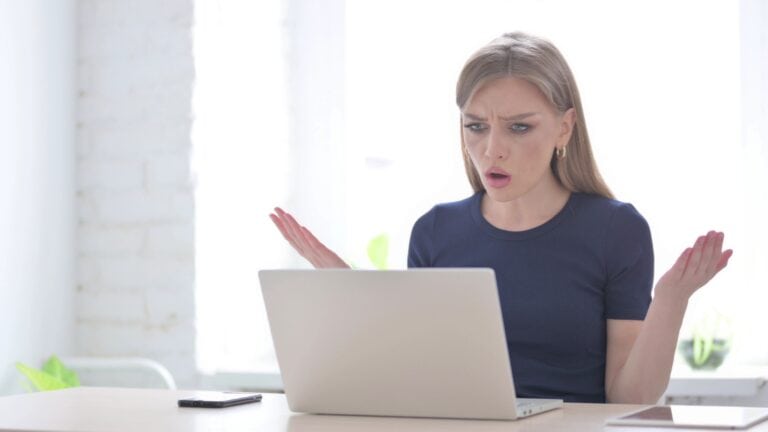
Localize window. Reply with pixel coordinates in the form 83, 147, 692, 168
192, 0, 292, 373
194, 0, 768, 380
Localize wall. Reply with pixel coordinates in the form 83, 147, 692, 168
0, 0, 76, 395
742, 0, 768, 163
76, 0, 197, 387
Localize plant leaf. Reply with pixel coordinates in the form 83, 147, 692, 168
693, 334, 704, 365
15, 363, 70, 392
42, 355, 80, 387
367, 234, 389, 270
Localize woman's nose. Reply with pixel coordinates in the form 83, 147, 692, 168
484, 128, 508, 160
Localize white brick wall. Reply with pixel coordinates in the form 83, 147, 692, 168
76, 0, 197, 387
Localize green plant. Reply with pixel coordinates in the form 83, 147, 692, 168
16, 355, 80, 392
366, 234, 389, 270
677, 313, 732, 370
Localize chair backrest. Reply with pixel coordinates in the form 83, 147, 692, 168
61, 357, 176, 389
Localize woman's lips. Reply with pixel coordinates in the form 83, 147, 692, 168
484, 168, 511, 189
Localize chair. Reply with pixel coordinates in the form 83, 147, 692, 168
60, 357, 177, 390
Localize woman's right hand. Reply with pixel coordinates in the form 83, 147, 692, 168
269, 207, 350, 269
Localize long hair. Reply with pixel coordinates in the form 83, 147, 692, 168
456, 32, 613, 199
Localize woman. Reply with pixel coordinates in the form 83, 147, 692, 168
269, 32, 732, 404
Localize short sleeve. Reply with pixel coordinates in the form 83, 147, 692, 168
603, 203, 654, 320
407, 209, 436, 268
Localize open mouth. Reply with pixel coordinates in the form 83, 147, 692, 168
484, 169, 512, 188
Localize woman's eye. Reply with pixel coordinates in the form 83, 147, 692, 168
463, 123, 487, 133
510, 123, 530, 133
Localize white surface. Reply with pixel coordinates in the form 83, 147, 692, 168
0, 387, 644, 432
0, 0, 76, 395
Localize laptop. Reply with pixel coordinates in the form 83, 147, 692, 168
258, 268, 563, 420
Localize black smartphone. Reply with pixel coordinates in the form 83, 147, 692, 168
178, 392, 262, 408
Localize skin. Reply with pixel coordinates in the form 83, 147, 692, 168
460, 76, 574, 232
270, 76, 733, 404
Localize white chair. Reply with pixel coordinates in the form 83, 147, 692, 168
60, 357, 176, 390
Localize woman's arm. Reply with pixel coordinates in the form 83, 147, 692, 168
270, 207, 350, 268
605, 231, 733, 404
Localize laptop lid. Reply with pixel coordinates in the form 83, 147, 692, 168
258, 268, 522, 420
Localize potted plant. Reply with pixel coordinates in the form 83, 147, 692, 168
677, 313, 732, 370
16, 355, 80, 391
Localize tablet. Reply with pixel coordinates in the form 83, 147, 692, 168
606, 405, 768, 429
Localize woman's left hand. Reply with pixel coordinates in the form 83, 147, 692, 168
654, 231, 733, 303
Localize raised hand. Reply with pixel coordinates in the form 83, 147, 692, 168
655, 231, 733, 303
269, 207, 350, 269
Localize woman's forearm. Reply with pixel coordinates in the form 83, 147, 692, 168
607, 232, 731, 404
606, 292, 688, 404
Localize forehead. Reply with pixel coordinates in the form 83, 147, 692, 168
463, 76, 553, 115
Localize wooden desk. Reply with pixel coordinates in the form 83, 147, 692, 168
0, 387, 764, 431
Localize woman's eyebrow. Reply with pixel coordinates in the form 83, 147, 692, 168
501, 112, 538, 121
462, 112, 539, 121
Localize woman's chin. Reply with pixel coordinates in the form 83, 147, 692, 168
484, 186, 523, 202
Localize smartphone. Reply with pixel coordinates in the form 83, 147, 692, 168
178, 392, 262, 408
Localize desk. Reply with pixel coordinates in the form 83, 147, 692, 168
0, 387, 765, 431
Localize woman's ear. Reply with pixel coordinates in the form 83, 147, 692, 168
558, 108, 576, 146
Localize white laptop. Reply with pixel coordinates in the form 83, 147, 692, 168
258, 268, 563, 420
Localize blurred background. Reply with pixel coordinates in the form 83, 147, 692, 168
1, 0, 766, 404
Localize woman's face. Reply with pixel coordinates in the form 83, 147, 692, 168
462, 76, 574, 202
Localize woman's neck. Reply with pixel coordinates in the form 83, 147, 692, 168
481, 176, 571, 232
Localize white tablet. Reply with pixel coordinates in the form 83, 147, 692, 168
606, 405, 768, 430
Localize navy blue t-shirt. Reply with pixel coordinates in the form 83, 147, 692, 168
407, 192, 653, 403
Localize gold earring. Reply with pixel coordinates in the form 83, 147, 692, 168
555, 146, 567, 160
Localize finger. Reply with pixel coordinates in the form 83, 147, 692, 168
281, 210, 303, 236
299, 226, 325, 263
301, 226, 342, 267
714, 249, 733, 273
297, 225, 327, 266
284, 214, 334, 268
273, 208, 295, 236
669, 248, 693, 283
274, 208, 347, 268
704, 232, 725, 274
277, 210, 319, 264
280, 210, 312, 253
274, 208, 299, 233
271, 213, 318, 265
275, 207, 299, 232
697, 231, 718, 276
270, 213, 300, 249
301, 226, 349, 268
270, 212, 294, 239
274, 207, 289, 222
682, 236, 706, 279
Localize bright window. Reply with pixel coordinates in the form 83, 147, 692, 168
194, 0, 768, 377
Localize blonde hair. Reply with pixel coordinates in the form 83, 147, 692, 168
456, 32, 613, 199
